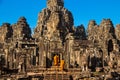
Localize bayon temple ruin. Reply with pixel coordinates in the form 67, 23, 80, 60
1, 0, 120, 80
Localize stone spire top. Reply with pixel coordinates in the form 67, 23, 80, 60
47, 0, 64, 9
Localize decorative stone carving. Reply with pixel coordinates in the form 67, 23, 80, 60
1, 0, 120, 80
33, 0, 74, 42
12, 17, 31, 40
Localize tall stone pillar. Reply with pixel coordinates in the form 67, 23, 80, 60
43, 51, 46, 68
65, 36, 74, 69
4, 49, 8, 67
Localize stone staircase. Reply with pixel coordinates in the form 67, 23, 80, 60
43, 66, 71, 80
44, 74, 70, 80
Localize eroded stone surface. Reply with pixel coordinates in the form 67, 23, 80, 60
33, 0, 74, 42
12, 17, 31, 40
0, 0, 120, 80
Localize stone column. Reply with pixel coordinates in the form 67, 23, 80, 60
43, 51, 46, 68
33, 47, 38, 66
36, 56, 38, 66
4, 49, 8, 67
65, 39, 70, 69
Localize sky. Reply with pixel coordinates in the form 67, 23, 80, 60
0, 0, 120, 30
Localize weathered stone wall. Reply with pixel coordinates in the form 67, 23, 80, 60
12, 17, 31, 40
33, 0, 74, 42
115, 24, 120, 40
74, 25, 86, 40
1, 0, 120, 79
0, 23, 12, 42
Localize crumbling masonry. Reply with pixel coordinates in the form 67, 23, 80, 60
1, 0, 120, 80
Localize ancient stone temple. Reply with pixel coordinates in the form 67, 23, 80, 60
1, 0, 120, 80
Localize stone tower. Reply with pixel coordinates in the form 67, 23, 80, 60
33, 0, 74, 42
12, 17, 31, 40
0, 23, 12, 42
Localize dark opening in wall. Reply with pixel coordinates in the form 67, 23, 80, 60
108, 40, 113, 55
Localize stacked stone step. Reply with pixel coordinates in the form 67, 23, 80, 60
44, 74, 70, 80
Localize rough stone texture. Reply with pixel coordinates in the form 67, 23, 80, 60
12, 17, 31, 40
1, 0, 120, 80
33, 0, 74, 42
47, 0, 64, 10
0, 23, 12, 42
74, 25, 86, 40
87, 19, 119, 72
115, 24, 120, 40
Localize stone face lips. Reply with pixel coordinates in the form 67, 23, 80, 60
33, 0, 74, 41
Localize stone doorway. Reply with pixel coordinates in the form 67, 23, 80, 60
51, 53, 60, 66
108, 40, 113, 55
46, 52, 62, 68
